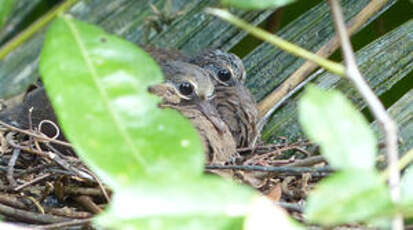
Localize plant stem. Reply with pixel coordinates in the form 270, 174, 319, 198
382, 148, 413, 181
328, 1, 402, 229
205, 8, 346, 77
0, 0, 79, 59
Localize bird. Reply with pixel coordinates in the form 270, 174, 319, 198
0, 48, 241, 166
148, 60, 238, 165
190, 49, 259, 149
143, 45, 189, 63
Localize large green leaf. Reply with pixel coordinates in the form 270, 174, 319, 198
95, 179, 304, 230
245, 196, 305, 230
304, 170, 393, 225
221, 0, 295, 10
298, 85, 377, 170
39, 15, 274, 230
400, 166, 413, 217
95, 178, 251, 230
0, 0, 14, 29
39, 15, 204, 188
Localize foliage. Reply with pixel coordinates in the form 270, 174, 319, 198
304, 170, 393, 225
0, 0, 14, 29
299, 85, 377, 170
39, 15, 301, 230
0, 0, 411, 229
299, 86, 412, 226
39, 15, 204, 187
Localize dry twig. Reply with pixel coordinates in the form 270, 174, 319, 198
206, 164, 333, 176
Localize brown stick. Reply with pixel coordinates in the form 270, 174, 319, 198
285, 155, 325, 167
257, 0, 391, 119
0, 120, 72, 148
0, 203, 71, 224
33, 218, 92, 230
14, 173, 51, 192
74, 195, 102, 214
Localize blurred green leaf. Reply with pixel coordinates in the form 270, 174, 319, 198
0, 0, 14, 29
245, 196, 305, 230
298, 85, 377, 170
95, 178, 253, 230
400, 166, 413, 217
39, 15, 284, 230
304, 170, 393, 225
39, 15, 204, 188
221, 0, 295, 10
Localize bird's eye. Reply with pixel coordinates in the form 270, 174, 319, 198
217, 69, 232, 82
178, 82, 194, 96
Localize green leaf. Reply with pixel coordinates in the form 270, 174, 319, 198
0, 0, 14, 29
304, 170, 393, 225
95, 179, 303, 230
39, 15, 302, 230
400, 166, 413, 217
298, 85, 377, 170
95, 178, 253, 230
221, 0, 296, 10
39, 15, 204, 188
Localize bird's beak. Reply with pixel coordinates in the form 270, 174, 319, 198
196, 99, 226, 134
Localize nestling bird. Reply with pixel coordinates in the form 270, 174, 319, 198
143, 45, 189, 63
148, 60, 238, 165
190, 49, 259, 149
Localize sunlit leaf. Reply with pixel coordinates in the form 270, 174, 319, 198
39, 16, 269, 230
298, 85, 377, 170
39, 15, 204, 188
305, 170, 393, 225
221, 0, 295, 10
400, 166, 413, 217
245, 196, 305, 230
95, 178, 253, 230
0, 0, 14, 29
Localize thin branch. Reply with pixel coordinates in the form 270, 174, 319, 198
5, 135, 92, 180
0, 0, 79, 59
0, 120, 72, 148
0, 203, 71, 224
257, 68, 323, 133
256, 0, 391, 118
206, 164, 333, 176
205, 8, 346, 77
14, 173, 51, 192
285, 155, 326, 167
33, 218, 92, 230
7, 148, 20, 187
397, 148, 413, 172
382, 148, 413, 181
328, 1, 402, 229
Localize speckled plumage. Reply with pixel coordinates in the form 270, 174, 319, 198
148, 60, 238, 165
190, 49, 259, 148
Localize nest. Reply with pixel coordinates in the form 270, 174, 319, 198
0, 118, 330, 229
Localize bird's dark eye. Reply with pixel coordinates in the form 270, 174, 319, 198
179, 82, 194, 96
217, 69, 232, 82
